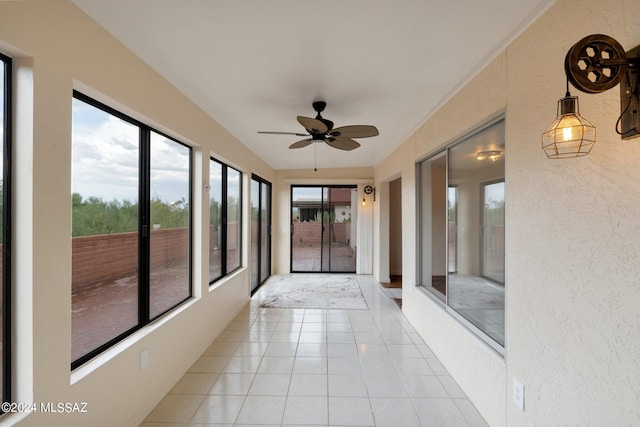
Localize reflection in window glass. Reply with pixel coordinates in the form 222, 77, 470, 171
226, 167, 241, 272
149, 131, 191, 319
209, 158, 242, 285
447, 120, 505, 346
482, 182, 505, 284
250, 179, 260, 289
448, 186, 458, 274
417, 154, 447, 299
209, 160, 223, 282
260, 183, 270, 282
417, 118, 505, 349
71, 97, 140, 362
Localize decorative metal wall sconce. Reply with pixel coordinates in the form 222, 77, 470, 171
362, 185, 375, 206
542, 34, 640, 159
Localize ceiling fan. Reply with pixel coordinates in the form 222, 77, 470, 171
258, 101, 379, 151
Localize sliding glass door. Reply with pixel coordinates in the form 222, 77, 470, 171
291, 185, 356, 273
251, 175, 271, 293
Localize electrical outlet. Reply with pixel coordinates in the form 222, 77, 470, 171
140, 349, 149, 370
512, 377, 525, 411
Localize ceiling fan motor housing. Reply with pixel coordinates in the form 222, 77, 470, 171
312, 101, 334, 132
312, 101, 326, 113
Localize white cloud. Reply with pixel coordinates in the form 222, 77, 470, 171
150, 132, 190, 203
292, 186, 323, 202
72, 99, 190, 204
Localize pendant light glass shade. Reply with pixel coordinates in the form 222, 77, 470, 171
542, 95, 596, 159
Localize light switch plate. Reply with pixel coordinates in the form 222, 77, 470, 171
140, 348, 149, 370
512, 377, 525, 411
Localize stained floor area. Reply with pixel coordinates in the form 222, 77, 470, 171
140, 275, 487, 426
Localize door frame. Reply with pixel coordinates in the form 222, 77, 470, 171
290, 184, 357, 273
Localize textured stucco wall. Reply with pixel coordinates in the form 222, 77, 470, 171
505, 0, 640, 425
375, 0, 640, 425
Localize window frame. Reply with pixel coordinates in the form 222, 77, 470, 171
289, 184, 356, 273
250, 174, 272, 293
71, 91, 193, 370
415, 114, 506, 354
209, 157, 243, 285
1, 51, 13, 409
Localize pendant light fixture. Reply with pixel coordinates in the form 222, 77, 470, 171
542, 81, 596, 159
542, 34, 640, 159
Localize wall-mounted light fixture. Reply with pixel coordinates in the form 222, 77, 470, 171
542, 34, 640, 159
362, 185, 375, 207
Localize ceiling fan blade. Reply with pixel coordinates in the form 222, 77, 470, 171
329, 125, 379, 138
325, 137, 360, 151
297, 116, 328, 134
289, 139, 313, 149
258, 131, 309, 136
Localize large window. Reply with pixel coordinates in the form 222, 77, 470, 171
1, 52, 12, 407
209, 158, 242, 284
417, 117, 505, 350
71, 92, 192, 368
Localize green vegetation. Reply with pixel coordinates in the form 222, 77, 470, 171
484, 199, 505, 226
211, 197, 240, 225
314, 210, 335, 223
210, 200, 221, 226
72, 193, 239, 237
72, 193, 190, 237
151, 196, 190, 229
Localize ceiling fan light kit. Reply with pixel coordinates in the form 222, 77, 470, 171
258, 101, 379, 152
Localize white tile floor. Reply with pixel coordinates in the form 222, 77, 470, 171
141, 275, 488, 426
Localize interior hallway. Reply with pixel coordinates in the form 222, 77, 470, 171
141, 275, 487, 426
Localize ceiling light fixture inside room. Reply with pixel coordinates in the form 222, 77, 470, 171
476, 150, 503, 162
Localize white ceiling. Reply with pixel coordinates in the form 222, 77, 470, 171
71, 0, 554, 171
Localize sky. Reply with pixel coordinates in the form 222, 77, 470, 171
209, 159, 241, 206
72, 97, 190, 204
292, 186, 323, 202
292, 187, 356, 203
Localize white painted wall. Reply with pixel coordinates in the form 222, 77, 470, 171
374, 0, 640, 426
0, 2, 274, 426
